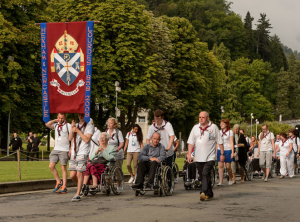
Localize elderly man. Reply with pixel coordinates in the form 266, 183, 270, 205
187, 111, 224, 201
8, 133, 22, 161
132, 132, 166, 189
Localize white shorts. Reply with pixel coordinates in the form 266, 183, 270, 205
68, 154, 88, 172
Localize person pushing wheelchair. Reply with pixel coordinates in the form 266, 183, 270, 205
132, 132, 166, 189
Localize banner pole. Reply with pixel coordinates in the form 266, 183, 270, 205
73, 114, 76, 154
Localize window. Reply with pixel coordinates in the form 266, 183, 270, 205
139, 117, 146, 123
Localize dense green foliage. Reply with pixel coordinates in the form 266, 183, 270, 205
1, 0, 299, 146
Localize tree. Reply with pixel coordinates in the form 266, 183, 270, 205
255, 13, 272, 61
269, 35, 288, 72
243, 11, 255, 60
0, 0, 49, 148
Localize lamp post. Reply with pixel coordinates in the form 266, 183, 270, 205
115, 81, 121, 121
256, 119, 259, 139
250, 113, 254, 137
220, 106, 224, 120
7, 56, 14, 156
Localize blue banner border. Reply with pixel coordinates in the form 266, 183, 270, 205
84, 21, 94, 123
40, 23, 50, 123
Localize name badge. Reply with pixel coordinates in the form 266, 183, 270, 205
132, 141, 136, 146
263, 141, 266, 144
57, 137, 62, 142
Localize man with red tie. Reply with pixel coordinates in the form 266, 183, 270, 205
45, 113, 71, 194
187, 111, 224, 201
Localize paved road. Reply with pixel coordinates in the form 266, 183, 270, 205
0, 175, 299, 222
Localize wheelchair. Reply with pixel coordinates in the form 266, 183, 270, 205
182, 157, 215, 189
84, 161, 124, 196
244, 157, 254, 181
172, 161, 179, 183
132, 161, 175, 197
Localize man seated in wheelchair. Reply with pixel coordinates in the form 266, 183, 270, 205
132, 132, 166, 190
81, 132, 116, 193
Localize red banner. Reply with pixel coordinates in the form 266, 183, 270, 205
40, 21, 94, 122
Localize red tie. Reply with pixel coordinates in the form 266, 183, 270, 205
221, 129, 229, 137
57, 121, 67, 136
262, 132, 270, 139
200, 125, 210, 136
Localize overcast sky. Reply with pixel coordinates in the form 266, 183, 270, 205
229, 0, 300, 52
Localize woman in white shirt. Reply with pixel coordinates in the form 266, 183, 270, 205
123, 124, 143, 183
277, 132, 294, 178
216, 119, 234, 186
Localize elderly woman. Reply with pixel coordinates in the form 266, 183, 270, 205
278, 132, 294, 179
81, 132, 116, 192
231, 124, 249, 184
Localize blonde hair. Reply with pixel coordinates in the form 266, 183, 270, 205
107, 117, 119, 128
100, 132, 110, 140
251, 136, 258, 146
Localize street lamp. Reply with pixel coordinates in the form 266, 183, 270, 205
250, 113, 254, 137
220, 106, 224, 119
115, 81, 121, 121
256, 119, 259, 139
7, 56, 14, 156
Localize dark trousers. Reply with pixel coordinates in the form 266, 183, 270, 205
199, 161, 214, 197
173, 152, 176, 162
276, 158, 280, 171
30, 150, 39, 161
13, 149, 18, 161
135, 161, 158, 185
186, 162, 202, 180
252, 158, 260, 172
166, 155, 173, 168
27, 147, 31, 161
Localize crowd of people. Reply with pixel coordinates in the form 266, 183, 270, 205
9, 109, 299, 202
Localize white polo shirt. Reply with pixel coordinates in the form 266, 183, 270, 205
280, 139, 293, 156
244, 136, 251, 145
146, 120, 175, 158
259, 131, 274, 151
53, 122, 71, 152
290, 136, 300, 152
71, 121, 94, 157
89, 127, 101, 157
126, 131, 141, 153
106, 129, 124, 160
187, 121, 223, 162
219, 129, 233, 151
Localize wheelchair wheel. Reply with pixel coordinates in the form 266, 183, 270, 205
211, 167, 215, 188
270, 162, 275, 178
90, 191, 97, 195
84, 186, 89, 196
158, 188, 163, 197
172, 162, 179, 183
110, 166, 124, 195
162, 165, 175, 196
134, 190, 140, 196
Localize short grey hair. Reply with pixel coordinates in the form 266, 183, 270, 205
100, 132, 110, 140
152, 132, 161, 139
200, 111, 209, 117
233, 124, 240, 129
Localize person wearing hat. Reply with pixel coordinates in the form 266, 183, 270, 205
231, 124, 249, 184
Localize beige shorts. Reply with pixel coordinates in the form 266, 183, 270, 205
259, 151, 272, 169
231, 161, 244, 174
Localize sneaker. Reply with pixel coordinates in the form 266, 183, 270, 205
200, 192, 206, 201
58, 185, 67, 194
128, 177, 134, 183
217, 183, 223, 186
117, 186, 122, 192
290, 175, 295, 178
132, 183, 143, 189
279, 176, 285, 179
80, 184, 87, 197
53, 181, 62, 192
228, 181, 233, 185
262, 175, 265, 180
264, 177, 268, 182
71, 195, 81, 202
205, 195, 214, 200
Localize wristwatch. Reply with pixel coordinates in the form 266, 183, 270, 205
221, 153, 225, 156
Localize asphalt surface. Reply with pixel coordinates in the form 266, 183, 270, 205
0, 175, 299, 222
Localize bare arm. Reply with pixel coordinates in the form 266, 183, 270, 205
187, 143, 193, 163
45, 119, 58, 129
146, 139, 150, 145
166, 135, 175, 150
123, 139, 129, 153
287, 143, 293, 157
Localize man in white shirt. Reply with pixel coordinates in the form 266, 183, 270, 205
288, 128, 300, 175
68, 113, 94, 202
45, 113, 71, 194
187, 111, 224, 201
257, 124, 275, 182
146, 109, 175, 168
